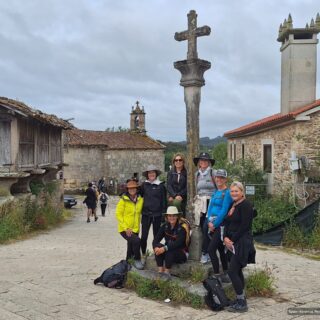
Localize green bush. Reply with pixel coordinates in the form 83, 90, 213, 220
253, 197, 297, 234
283, 221, 305, 249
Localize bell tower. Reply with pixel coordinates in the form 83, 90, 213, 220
130, 101, 146, 134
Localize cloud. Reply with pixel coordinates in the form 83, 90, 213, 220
0, 0, 319, 141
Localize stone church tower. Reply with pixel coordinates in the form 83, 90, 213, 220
130, 101, 146, 134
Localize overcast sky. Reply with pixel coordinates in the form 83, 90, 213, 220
0, 0, 319, 141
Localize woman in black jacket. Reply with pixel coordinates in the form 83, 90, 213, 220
167, 153, 187, 216
140, 165, 167, 257
223, 181, 256, 313
153, 206, 187, 275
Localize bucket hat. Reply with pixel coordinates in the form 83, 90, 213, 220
142, 164, 162, 178
193, 152, 215, 166
164, 206, 182, 215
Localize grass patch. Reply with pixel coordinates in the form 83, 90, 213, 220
0, 193, 65, 244
245, 266, 275, 297
126, 271, 204, 309
283, 213, 320, 251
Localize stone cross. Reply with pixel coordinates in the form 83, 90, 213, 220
174, 10, 211, 261
174, 10, 211, 60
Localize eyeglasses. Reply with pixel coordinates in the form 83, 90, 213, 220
174, 159, 183, 162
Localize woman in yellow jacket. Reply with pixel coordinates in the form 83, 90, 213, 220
116, 179, 144, 270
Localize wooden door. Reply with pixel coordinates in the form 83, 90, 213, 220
0, 120, 11, 165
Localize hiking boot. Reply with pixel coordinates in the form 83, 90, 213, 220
94, 216, 98, 221
133, 260, 144, 270
158, 272, 171, 281
227, 298, 248, 313
87, 218, 90, 223
200, 253, 209, 264
219, 273, 231, 283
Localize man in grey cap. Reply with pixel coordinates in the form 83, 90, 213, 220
140, 165, 167, 260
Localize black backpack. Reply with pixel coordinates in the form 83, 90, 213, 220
203, 276, 230, 311
100, 193, 107, 203
93, 260, 131, 288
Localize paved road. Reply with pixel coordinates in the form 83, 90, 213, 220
0, 197, 319, 320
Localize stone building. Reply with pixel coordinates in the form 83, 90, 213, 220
224, 14, 320, 204
63, 102, 165, 193
0, 97, 72, 199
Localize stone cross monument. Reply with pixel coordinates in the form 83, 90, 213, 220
174, 10, 211, 260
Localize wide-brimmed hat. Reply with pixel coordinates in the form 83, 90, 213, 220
193, 152, 215, 166
142, 164, 162, 178
215, 169, 227, 178
126, 180, 139, 189
164, 206, 182, 215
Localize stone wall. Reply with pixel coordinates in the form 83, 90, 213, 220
63, 146, 105, 190
227, 112, 320, 202
63, 146, 165, 193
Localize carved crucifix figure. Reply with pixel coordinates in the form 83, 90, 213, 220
174, 10, 211, 60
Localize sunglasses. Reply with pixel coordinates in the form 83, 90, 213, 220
174, 159, 183, 162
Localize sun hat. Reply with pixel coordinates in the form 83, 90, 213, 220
142, 164, 162, 178
164, 206, 182, 215
193, 152, 215, 166
126, 180, 139, 189
215, 169, 227, 178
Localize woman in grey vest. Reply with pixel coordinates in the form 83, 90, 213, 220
193, 152, 216, 264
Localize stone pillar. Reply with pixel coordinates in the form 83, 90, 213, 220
174, 11, 211, 261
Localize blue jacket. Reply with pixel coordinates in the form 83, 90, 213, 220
207, 189, 233, 228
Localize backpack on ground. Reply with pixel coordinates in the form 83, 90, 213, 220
100, 193, 108, 204
93, 260, 131, 289
203, 276, 230, 311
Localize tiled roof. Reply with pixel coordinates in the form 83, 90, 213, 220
224, 99, 320, 138
0, 97, 73, 129
65, 129, 166, 150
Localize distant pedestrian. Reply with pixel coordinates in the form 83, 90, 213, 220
167, 153, 187, 216
83, 182, 98, 223
98, 176, 106, 193
140, 165, 167, 259
115, 179, 144, 270
99, 191, 109, 216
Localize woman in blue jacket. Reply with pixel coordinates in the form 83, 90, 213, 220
206, 169, 233, 282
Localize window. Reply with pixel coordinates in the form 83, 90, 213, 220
263, 144, 272, 173
242, 144, 245, 159
229, 143, 233, 161
233, 143, 237, 162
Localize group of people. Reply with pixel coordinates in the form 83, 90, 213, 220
83, 181, 109, 222
113, 151, 255, 313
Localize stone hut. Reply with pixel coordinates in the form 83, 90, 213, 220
224, 14, 320, 205
63, 102, 165, 193
0, 97, 72, 198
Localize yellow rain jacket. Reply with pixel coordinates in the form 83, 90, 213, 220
116, 194, 143, 233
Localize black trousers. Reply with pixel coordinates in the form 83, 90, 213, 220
140, 215, 162, 255
201, 219, 211, 254
120, 232, 141, 261
207, 228, 228, 274
154, 244, 187, 269
228, 255, 245, 295
100, 204, 107, 216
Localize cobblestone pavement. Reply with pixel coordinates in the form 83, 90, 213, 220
0, 197, 319, 320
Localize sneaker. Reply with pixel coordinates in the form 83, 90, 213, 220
94, 216, 98, 221
200, 253, 209, 264
227, 298, 248, 313
133, 260, 144, 270
87, 218, 90, 223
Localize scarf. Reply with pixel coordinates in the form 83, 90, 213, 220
228, 196, 246, 217
198, 166, 211, 177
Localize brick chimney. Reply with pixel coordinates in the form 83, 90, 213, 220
278, 13, 320, 114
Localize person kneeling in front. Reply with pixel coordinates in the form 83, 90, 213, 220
152, 206, 188, 276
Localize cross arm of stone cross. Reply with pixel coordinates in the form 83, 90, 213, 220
174, 10, 211, 60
